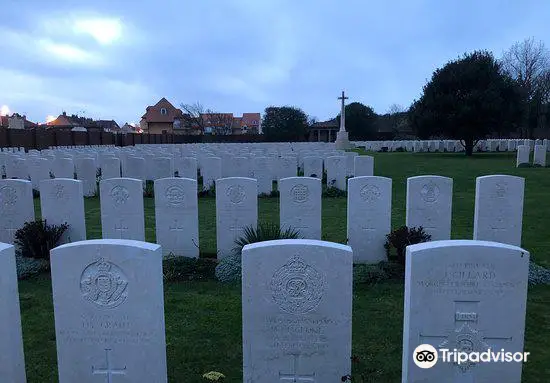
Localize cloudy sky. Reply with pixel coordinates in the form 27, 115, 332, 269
1, 0, 549, 125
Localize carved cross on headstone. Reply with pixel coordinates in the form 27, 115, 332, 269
229, 218, 242, 233
279, 353, 315, 382
92, 348, 127, 383
3, 220, 18, 240
419, 300, 513, 377
114, 221, 129, 239
169, 219, 184, 231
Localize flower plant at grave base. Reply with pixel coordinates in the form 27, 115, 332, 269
215, 222, 302, 283
202, 371, 225, 381
198, 184, 216, 198
14, 220, 69, 261
384, 225, 432, 266
143, 180, 155, 197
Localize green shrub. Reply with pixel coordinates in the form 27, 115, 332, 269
297, 169, 304, 176
16, 254, 49, 279
323, 186, 347, 198
162, 255, 216, 282
517, 163, 532, 168
215, 253, 242, 283
259, 190, 279, 198
143, 180, 154, 198
395, 147, 405, 152
353, 262, 404, 284
384, 226, 431, 265
232, 222, 302, 256
32, 189, 40, 198
198, 183, 216, 198
14, 220, 69, 261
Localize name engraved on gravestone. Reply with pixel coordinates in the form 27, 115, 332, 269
416, 262, 522, 297
420, 181, 439, 202
291, 184, 309, 203
165, 185, 185, 206
359, 184, 380, 202
111, 186, 130, 206
495, 183, 507, 198
58, 312, 157, 347
227, 185, 245, 204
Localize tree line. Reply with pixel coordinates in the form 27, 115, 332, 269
259, 37, 550, 155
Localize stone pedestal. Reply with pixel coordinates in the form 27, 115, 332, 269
335, 131, 352, 150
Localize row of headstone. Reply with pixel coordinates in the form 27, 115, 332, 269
1, 237, 530, 382
516, 144, 547, 167
0, 174, 525, 262
354, 138, 550, 153
1, 148, 375, 193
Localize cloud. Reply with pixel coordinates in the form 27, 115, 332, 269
38, 39, 104, 65
2, 0, 550, 123
72, 17, 123, 45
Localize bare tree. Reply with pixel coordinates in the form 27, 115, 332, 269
501, 37, 550, 137
180, 102, 234, 135
387, 103, 405, 115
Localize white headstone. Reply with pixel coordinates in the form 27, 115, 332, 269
201, 157, 222, 191
101, 157, 121, 180
50, 239, 167, 383
100, 178, 145, 241
347, 176, 392, 263
52, 157, 74, 178
406, 175, 453, 241
533, 145, 547, 167
473, 175, 524, 246
215, 177, 257, 259
0, 243, 26, 383
242, 239, 352, 382
0, 179, 35, 244
175, 157, 197, 179
325, 156, 347, 190
516, 145, 530, 167
124, 157, 146, 183
345, 152, 358, 176
402, 240, 530, 383
353, 155, 374, 177
154, 177, 199, 258
40, 178, 86, 244
152, 157, 174, 180
28, 157, 50, 191
252, 157, 273, 195
303, 156, 323, 179
279, 177, 321, 239
75, 158, 97, 197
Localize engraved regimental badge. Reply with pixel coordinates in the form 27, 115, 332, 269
271, 255, 325, 314
80, 257, 128, 309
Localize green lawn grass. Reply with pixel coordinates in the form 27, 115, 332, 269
21, 152, 550, 382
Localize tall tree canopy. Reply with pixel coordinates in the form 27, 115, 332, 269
501, 37, 550, 138
408, 50, 523, 156
336, 102, 377, 140
262, 106, 309, 142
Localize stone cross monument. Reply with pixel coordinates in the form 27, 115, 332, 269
335, 90, 352, 149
